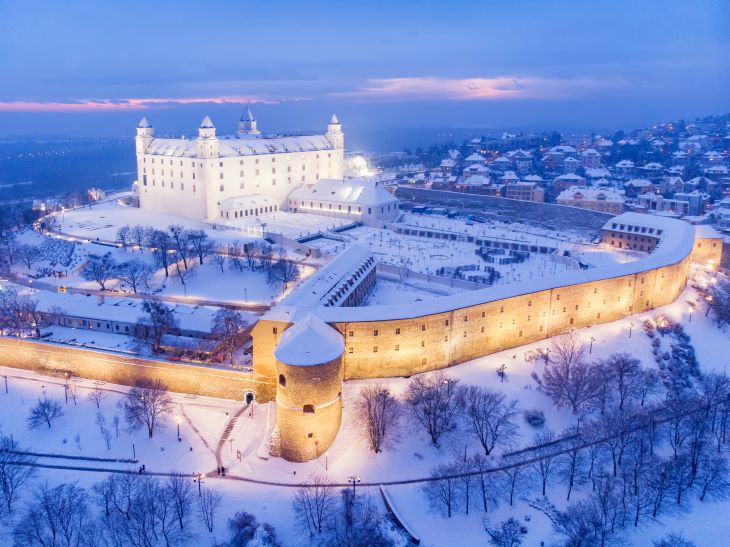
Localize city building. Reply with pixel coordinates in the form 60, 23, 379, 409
556, 186, 625, 214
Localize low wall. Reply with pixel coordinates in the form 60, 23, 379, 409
0, 337, 276, 402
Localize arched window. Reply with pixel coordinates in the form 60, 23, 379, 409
278, 374, 286, 387
303, 405, 315, 414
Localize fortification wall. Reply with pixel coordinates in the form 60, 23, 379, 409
0, 337, 275, 402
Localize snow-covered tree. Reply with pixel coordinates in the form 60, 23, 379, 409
27, 397, 64, 429
82, 252, 117, 290
404, 372, 460, 446
457, 385, 519, 455
354, 384, 400, 453
121, 378, 174, 438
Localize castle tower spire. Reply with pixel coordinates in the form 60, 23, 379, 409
238, 107, 261, 135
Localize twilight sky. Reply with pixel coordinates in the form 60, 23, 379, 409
0, 0, 728, 136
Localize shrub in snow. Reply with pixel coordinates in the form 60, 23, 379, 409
524, 408, 545, 428
269, 425, 281, 458
653, 532, 697, 547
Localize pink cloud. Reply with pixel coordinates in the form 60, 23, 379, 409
0, 95, 306, 112
334, 76, 624, 102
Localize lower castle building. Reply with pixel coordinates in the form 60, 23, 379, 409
250, 212, 723, 462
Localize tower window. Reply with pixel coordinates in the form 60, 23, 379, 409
303, 405, 314, 414
278, 374, 286, 387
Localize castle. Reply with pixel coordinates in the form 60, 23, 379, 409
135, 110, 345, 221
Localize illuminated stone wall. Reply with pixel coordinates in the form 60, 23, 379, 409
0, 337, 275, 402
691, 236, 723, 267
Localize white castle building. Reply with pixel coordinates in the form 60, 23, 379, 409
135, 110, 345, 221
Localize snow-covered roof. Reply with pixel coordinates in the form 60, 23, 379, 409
274, 312, 344, 366
585, 168, 612, 178
219, 194, 279, 211
557, 186, 625, 203
581, 148, 601, 157
138, 117, 152, 129
265, 212, 695, 324
280, 245, 375, 310
642, 162, 664, 170
465, 153, 485, 162
549, 145, 576, 154
500, 171, 520, 181
625, 178, 653, 187
464, 164, 488, 173
523, 174, 543, 182
460, 175, 490, 186
440, 159, 456, 168
288, 178, 398, 207
555, 173, 585, 181
144, 134, 334, 158
564, 157, 581, 164
200, 116, 214, 129
615, 160, 634, 168
694, 224, 723, 239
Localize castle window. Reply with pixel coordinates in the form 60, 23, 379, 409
373, 329, 378, 336
395, 345, 400, 351
395, 328, 400, 335
444, 336, 448, 342
219, 185, 224, 192
463, 316, 468, 322
500, 306, 504, 313
570, 318, 574, 325
272, 327, 278, 335
220, 173, 224, 179
421, 340, 425, 347
278, 374, 286, 387
480, 326, 484, 333
463, 331, 467, 338
421, 357, 427, 366
348, 330, 354, 337
519, 330, 523, 337
421, 324, 426, 331
219, 162, 223, 167
481, 312, 486, 318
575, 305, 579, 311
303, 405, 315, 414
373, 346, 378, 353
445, 320, 449, 326
348, 347, 353, 354
528, 300, 532, 307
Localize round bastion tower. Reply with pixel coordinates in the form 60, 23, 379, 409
273, 313, 344, 463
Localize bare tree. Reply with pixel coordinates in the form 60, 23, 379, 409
147, 229, 173, 276
471, 454, 499, 512
500, 459, 527, 507
0, 231, 19, 266
653, 533, 698, 547
228, 511, 279, 546
87, 385, 109, 408
117, 258, 153, 293
0, 435, 36, 515
130, 225, 147, 251
135, 300, 179, 354
167, 473, 196, 530
82, 252, 117, 290
326, 489, 389, 546
354, 384, 400, 453
695, 453, 729, 501
13, 482, 94, 547
531, 429, 559, 497
292, 472, 335, 535
197, 486, 222, 533
16, 244, 41, 270
485, 517, 527, 547
172, 259, 196, 294
543, 353, 599, 414
707, 277, 730, 329
559, 425, 585, 501
122, 378, 174, 438
228, 241, 246, 272
211, 246, 227, 273
211, 309, 248, 366
243, 241, 260, 270
531, 497, 597, 547
187, 230, 215, 265
422, 462, 458, 517
639, 368, 662, 407
96, 411, 112, 450
270, 260, 300, 288
258, 242, 274, 272
27, 397, 64, 429
604, 352, 643, 410
458, 385, 519, 455
116, 225, 131, 251
404, 372, 460, 446
167, 224, 191, 270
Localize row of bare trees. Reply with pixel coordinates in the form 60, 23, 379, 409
355, 372, 520, 455
420, 372, 730, 545
0, 288, 61, 338
538, 331, 662, 415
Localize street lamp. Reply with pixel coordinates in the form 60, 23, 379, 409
325, 452, 329, 471
175, 416, 182, 442
629, 321, 634, 339
589, 337, 596, 354
192, 472, 205, 495
706, 295, 713, 317
688, 306, 693, 323
64, 373, 70, 404
347, 475, 361, 495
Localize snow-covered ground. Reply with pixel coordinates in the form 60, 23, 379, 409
1, 273, 729, 545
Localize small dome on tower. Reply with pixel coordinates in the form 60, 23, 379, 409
200, 116, 215, 129
241, 107, 255, 122
138, 117, 152, 128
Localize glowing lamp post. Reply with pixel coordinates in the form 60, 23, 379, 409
193, 472, 205, 495
706, 295, 713, 317
325, 452, 329, 471
589, 337, 596, 354
688, 306, 693, 323
347, 475, 361, 495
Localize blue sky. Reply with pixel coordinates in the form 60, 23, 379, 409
0, 0, 728, 135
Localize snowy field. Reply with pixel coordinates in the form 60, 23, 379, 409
56, 199, 353, 243
2, 275, 729, 545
